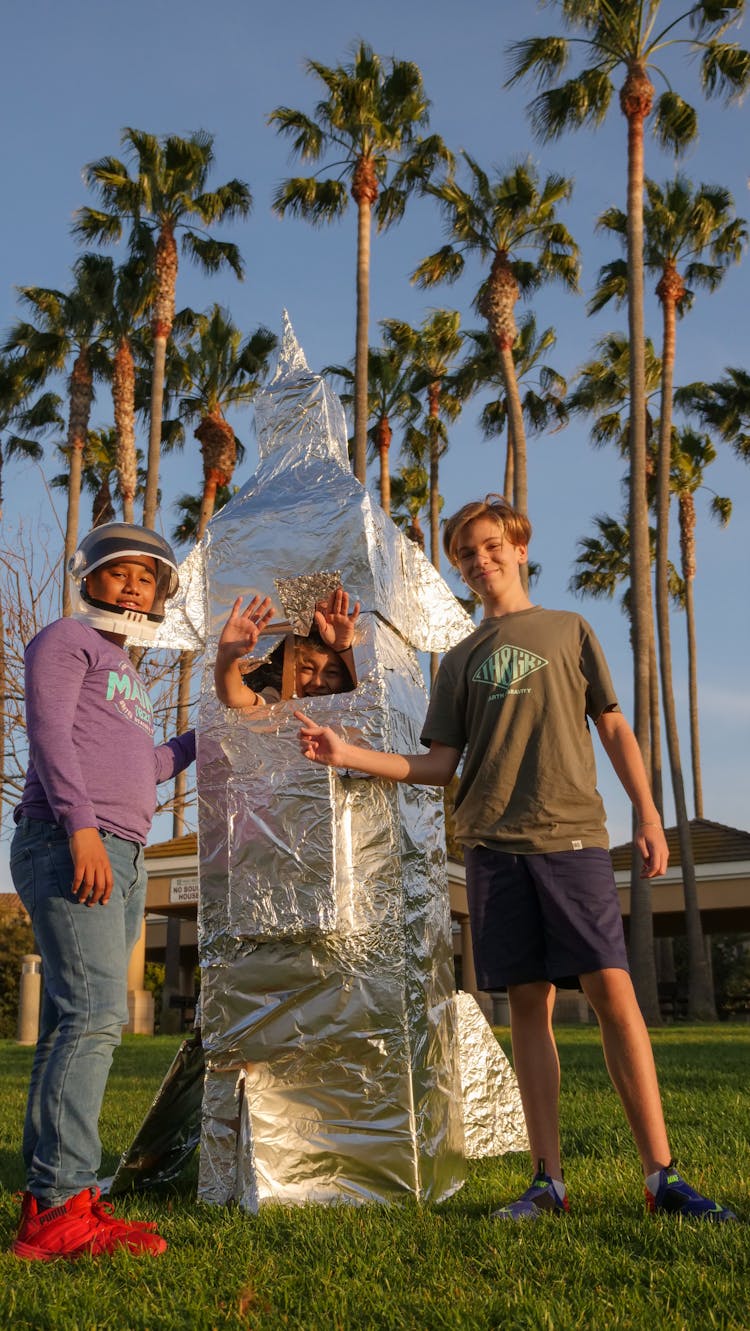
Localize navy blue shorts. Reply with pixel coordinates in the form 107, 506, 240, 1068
463, 844, 629, 990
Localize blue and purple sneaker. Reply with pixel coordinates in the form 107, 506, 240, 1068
646, 1164, 737, 1221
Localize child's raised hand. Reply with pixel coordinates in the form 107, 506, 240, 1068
218, 595, 275, 659
295, 709, 346, 767
313, 589, 360, 652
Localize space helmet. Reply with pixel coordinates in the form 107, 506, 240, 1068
68, 522, 179, 641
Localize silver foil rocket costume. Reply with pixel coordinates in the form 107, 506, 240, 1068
153, 315, 527, 1208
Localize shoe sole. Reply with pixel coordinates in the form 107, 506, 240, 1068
12, 1239, 79, 1262
12, 1236, 168, 1259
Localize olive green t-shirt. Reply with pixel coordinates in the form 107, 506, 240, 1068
421, 607, 619, 854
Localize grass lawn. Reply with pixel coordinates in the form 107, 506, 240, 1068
0, 1026, 748, 1330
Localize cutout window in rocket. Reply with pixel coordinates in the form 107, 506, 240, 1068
215, 571, 360, 707
241, 629, 357, 703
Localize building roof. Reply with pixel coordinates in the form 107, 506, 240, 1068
610, 818, 750, 870
0, 893, 30, 921
145, 833, 197, 861
146, 818, 750, 875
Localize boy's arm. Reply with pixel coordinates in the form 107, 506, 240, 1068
595, 708, 668, 878
214, 595, 274, 708
296, 710, 460, 786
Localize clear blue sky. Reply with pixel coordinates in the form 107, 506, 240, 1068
2, 1, 749, 886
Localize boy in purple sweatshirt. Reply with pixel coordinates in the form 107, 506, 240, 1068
10, 522, 195, 1261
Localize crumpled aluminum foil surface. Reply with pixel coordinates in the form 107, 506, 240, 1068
193, 315, 479, 1210
150, 316, 474, 658
453, 992, 528, 1159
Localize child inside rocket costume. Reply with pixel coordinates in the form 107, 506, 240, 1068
149, 316, 526, 1209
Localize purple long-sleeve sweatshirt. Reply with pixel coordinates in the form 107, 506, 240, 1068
15, 618, 196, 844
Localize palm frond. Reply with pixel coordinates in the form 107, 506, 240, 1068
271, 176, 349, 223
191, 181, 252, 224
505, 35, 570, 87
528, 68, 614, 140
651, 91, 698, 153
412, 247, 465, 289
699, 37, 750, 101
180, 234, 245, 278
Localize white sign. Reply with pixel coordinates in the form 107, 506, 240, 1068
170, 876, 199, 904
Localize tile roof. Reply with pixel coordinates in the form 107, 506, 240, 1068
0, 893, 31, 920
610, 818, 750, 871
145, 819, 750, 874
145, 833, 198, 860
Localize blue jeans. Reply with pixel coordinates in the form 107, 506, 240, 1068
10, 816, 146, 1205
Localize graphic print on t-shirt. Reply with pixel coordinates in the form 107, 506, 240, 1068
105, 661, 155, 736
472, 643, 548, 697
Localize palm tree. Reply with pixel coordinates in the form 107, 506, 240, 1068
566, 332, 664, 767
74, 128, 251, 528
592, 177, 745, 1018
164, 306, 275, 837
566, 329, 665, 1011
390, 461, 429, 551
570, 511, 666, 823
171, 486, 234, 545
325, 343, 421, 514
0, 355, 63, 521
169, 306, 276, 540
669, 425, 731, 820
508, 1, 750, 792
413, 156, 579, 522
567, 332, 662, 458
453, 313, 567, 499
94, 246, 155, 523
51, 427, 148, 529
0, 358, 62, 834
269, 41, 451, 483
5, 254, 113, 613
677, 367, 750, 461
380, 310, 463, 574
508, 6, 750, 1020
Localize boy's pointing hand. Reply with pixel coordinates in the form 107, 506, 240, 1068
295, 710, 346, 766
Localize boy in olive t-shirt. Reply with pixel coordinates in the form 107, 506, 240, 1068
295, 495, 736, 1222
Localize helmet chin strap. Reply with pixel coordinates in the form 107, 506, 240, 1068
81, 589, 163, 624
70, 585, 164, 643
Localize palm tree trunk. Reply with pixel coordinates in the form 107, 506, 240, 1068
684, 572, 703, 819
648, 616, 663, 817
352, 161, 377, 486
62, 354, 93, 616
655, 285, 715, 1019
498, 346, 527, 517
504, 424, 514, 500
376, 416, 392, 514
0, 604, 5, 840
173, 464, 223, 837
144, 226, 177, 529
498, 342, 528, 590
196, 473, 220, 543
621, 65, 660, 1022
407, 512, 425, 550
143, 332, 167, 530
428, 384, 441, 687
113, 336, 137, 523
172, 650, 195, 839
481, 253, 527, 517
680, 494, 703, 818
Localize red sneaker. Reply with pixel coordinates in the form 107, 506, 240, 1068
12, 1187, 167, 1260
17, 1192, 38, 1227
